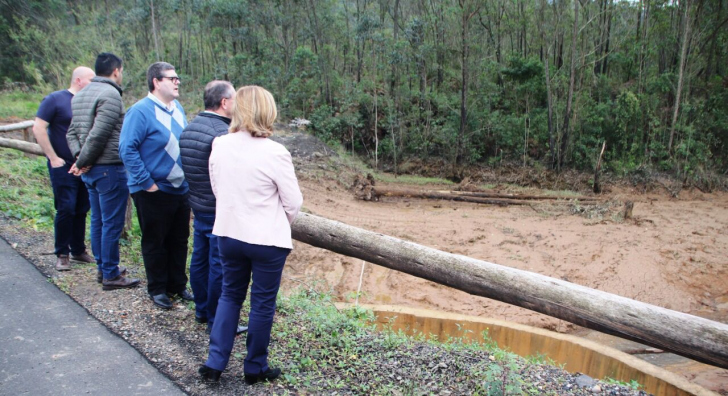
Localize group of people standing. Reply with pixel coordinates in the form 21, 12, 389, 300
33, 52, 302, 385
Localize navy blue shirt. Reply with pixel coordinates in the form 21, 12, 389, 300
36, 90, 74, 163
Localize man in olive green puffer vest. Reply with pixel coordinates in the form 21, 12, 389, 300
66, 52, 140, 291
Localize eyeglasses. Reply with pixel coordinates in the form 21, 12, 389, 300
158, 76, 181, 84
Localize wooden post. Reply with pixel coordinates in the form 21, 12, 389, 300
291, 212, 728, 369
0, 137, 44, 156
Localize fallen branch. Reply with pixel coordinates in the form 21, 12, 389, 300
291, 212, 728, 369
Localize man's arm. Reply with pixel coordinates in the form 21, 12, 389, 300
32, 118, 65, 168
119, 107, 157, 192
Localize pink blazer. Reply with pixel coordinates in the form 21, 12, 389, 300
209, 131, 303, 249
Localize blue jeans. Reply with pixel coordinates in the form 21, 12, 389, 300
47, 162, 90, 256
189, 210, 223, 323
82, 165, 128, 280
206, 237, 290, 374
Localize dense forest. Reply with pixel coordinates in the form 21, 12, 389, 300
1, 0, 727, 179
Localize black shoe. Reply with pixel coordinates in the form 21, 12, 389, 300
198, 365, 222, 382
168, 289, 194, 301
149, 293, 173, 309
244, 367, 281, 385
195, 315, 208, 324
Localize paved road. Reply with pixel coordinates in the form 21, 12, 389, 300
0, 237, 185, 395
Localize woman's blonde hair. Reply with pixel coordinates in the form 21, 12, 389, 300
229, 85, 277, 137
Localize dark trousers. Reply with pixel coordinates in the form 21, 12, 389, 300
131, 190, 190, 296
48, 162, 90, 257
189, 210, 222, 323
206, 237, 290, 375
82, 164, 128, 279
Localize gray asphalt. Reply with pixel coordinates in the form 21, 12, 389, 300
0, 237, 185, 395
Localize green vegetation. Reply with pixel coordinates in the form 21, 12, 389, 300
0, 149, 54, 230
0, 90, 42, 120
2, 0, 727, 181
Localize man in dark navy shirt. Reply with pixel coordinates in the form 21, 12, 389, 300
33, 66, 96, 271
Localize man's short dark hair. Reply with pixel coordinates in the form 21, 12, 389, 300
203, 81, 234, 110
95, 53, 122, 77
146, 62, 176, 92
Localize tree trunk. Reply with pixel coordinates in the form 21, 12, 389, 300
669, 0, 691, 153
601, 0, 613, 75
150, 0, 161, 61
291, 213, 728, 369
594, 141, 606, 194
559, 0, 579, 170
538, 0, 555, 168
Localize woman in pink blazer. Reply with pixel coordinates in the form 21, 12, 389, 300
199, 86, 303, 384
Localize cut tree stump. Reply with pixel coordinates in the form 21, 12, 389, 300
291, 212, 728, 369
623, 201, 634, 219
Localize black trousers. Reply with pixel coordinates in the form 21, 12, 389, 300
132, 190, 191, 296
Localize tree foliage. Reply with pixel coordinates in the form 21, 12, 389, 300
1, 0, 727, 175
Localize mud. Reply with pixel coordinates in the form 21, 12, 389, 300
281, 175, 728, 393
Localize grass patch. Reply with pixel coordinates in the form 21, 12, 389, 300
0, 149, 54, 230
0, 90, 44, 120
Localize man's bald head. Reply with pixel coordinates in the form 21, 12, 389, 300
69, 66, 95, 93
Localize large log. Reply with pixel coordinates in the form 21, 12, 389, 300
441, 190, 601, 202
0, 137, 44, 156
369, 187, 533, 206
0, 120, 34, 132
291, 212, 728, 369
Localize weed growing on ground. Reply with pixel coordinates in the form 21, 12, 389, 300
604, 377, 643, 391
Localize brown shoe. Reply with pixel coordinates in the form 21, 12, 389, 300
55, 255, 72, 271
97, 266, 127, 284
102, 275, 140, 291
71, 252, 96, 264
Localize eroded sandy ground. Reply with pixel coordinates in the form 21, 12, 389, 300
281, 175, 728, 393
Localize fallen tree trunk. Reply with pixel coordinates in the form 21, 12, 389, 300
291, 212, 728, 369
0, 137, 44, 156
370, 188, 533, 206
440, 190, 601, 202
367, 187, 601, 206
